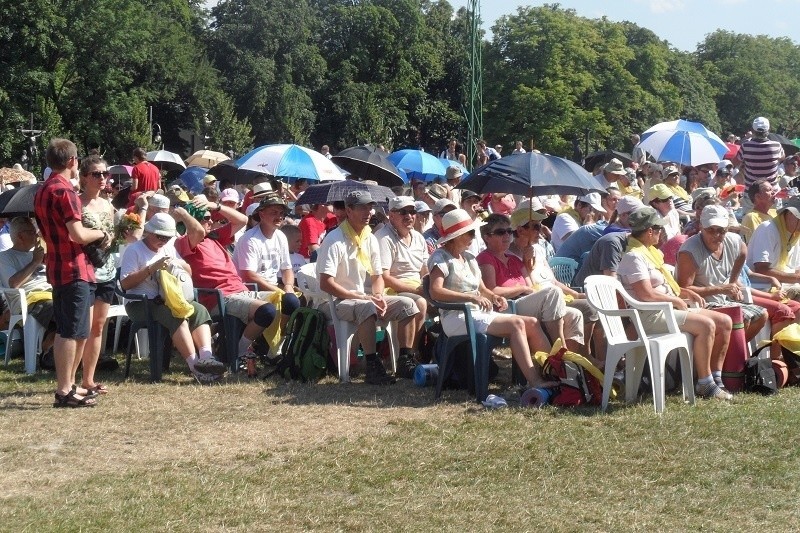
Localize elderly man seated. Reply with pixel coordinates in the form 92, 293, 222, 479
0, 217, 55, 351
747, 196, 800, 286
375, 196, 429, 377
316, 191, 421, 385
120, 212, 226, 382
550, 193, 606, 252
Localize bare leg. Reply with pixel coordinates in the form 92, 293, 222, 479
190, 324, 212, 351
171, 322, 196, 360
356, 314, 378, 354
702, 309, 731, 373
396, 315, 415, 349
680, 313, 716, 378
744, 313, 768, 342
487, 315, 550, 387
81, 300, 110, 389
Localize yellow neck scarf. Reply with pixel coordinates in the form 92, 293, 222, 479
626, 236, 682, 296
775, 214, 800, 271
340, 220, 373, 274
562, 207, 581, 225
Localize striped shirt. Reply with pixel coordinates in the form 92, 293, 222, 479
740, 138, 783, 187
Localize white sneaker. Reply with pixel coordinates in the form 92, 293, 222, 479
194, 357, 226, 376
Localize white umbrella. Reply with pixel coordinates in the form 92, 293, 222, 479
146, 150, 186, 172
237, 144, 345, 182
638, 119, 727, 166
185, 150, 230, 169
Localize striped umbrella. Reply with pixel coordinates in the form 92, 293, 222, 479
638, 120, 727, 166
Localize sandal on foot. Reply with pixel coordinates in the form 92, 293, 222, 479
83, 383, 109, 395
72, 384, 99, 399
53, 390, 97, 408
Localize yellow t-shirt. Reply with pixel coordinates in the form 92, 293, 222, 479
741, 209, 777, 243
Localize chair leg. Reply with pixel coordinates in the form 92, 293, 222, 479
678, 348, 696, 406
472, 336, 490, 403
148, 324, 163, 382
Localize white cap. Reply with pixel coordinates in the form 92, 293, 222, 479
432, 198, 457, 215
576, 192, 606, 213
143, 213, 176, 236
388, 196, 415, 211
753, 116, 770, 132
414, 200, 431, 214
700, 204, 730, 229
718, 160, 733, 171
616, 196, 644, 215
149, 194, 170, 209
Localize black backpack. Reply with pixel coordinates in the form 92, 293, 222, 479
266, 307, 330, 382
745, 346, 778, 395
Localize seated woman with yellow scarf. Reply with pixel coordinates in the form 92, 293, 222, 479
617, 206, 734, 401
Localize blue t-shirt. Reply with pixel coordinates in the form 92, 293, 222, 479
555, 222, 608, 263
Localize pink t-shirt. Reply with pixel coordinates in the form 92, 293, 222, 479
175, 224, 248, 310
476, 250, 526, 287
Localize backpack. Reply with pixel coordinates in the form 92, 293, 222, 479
745, 345, 778, 395
268, 307, 330, 382
535, 343, 607, 406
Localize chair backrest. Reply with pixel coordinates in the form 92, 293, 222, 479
548, 256, 579, 288
583, 275, 630, 343
296, 262, 324, 308
0, 287, 27, 319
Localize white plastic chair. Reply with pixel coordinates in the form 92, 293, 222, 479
1, 287, 46, 374
583, 275, 695, 414
296, 263, 326, 309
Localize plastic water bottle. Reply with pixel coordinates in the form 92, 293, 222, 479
413, 364, 439, 387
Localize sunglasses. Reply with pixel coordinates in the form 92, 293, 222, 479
487, 228, 514, 236
650, 225, 663, 232
89, 170, 111, 179
202, 215, 213, 221
396, 209, 417, 216
704, 226, 727, 235
521, 222, 541, 230
155, 234, 171, 242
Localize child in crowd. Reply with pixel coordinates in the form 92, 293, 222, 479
279, 224, 307, 276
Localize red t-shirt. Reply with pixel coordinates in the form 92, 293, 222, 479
298, 214, 327, 258
174, 224, 248, 310
476, 250, 526, 287
131, 160, 161, 193
34, 172, 95, 287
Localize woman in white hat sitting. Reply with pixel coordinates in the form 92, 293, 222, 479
427, 209, 554, 389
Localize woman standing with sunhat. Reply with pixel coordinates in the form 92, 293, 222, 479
427, 209, 554, 390
617, 206, 733, 401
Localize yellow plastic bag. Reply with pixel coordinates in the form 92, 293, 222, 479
773, 323, 800, 353
157, 269, 194, 319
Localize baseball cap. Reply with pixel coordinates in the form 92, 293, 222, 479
663, 164, 680, 177
203, 175, 218, 186
700, 204, 730, 229
628, 206, 668, 233
718, 160, 733, 170
219, 188, 240, 205
414, 200, 431, 214
576, 192, 606, 213
388, 196, 415, 211
616, 196, 644, 215
344, 190, 377, 206
432, 198, 457, 215
143, 213, 176, 237
753, 116, 770, 132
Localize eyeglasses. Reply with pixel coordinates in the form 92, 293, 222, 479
704, 227, 727, 235
202, 216, 213, 221
89, 171, 111, 179
155, 234, 171, 242
487, 228, 514, 236
396, 209, 417, 216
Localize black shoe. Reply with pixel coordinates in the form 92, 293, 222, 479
396, 354, 417, 379
365, 357, 397, 385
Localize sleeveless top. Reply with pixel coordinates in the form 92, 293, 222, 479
678, 232, 740, 307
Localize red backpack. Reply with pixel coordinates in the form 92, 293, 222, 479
540, 346, 605, 407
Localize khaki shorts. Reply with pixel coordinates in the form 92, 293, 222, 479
333, 295, 419, 325
218, 291, 271, 323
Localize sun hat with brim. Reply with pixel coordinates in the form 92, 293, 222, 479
251, 182, 273, 198
629, 206, 668, 233
436, 209, 486, 245
576, 192, 606, 213
149, 193, 171, 209
446, 166, 463, 181
414, 200, 431, 214
143, 213, 176, 237
259, 193, 289, 211
778, 197, 800, 218
603, 158, 627, 175
700, 204, 730, 229
459, 189, 481, 202
648, 183, 673, 202
510, 205, 547, 230
427, 183, 449, 201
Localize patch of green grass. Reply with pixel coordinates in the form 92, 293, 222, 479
1, 356, 798, 531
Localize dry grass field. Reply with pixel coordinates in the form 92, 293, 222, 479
1, 355, 799, 532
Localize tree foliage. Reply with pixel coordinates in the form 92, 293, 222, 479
3, 1, 800, 170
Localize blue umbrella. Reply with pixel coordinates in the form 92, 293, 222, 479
638, 119, 727, 166
387, 149, 447, 183
457, 152, 605, 196
179, 166, 208, 195
237, 144, 345, 183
